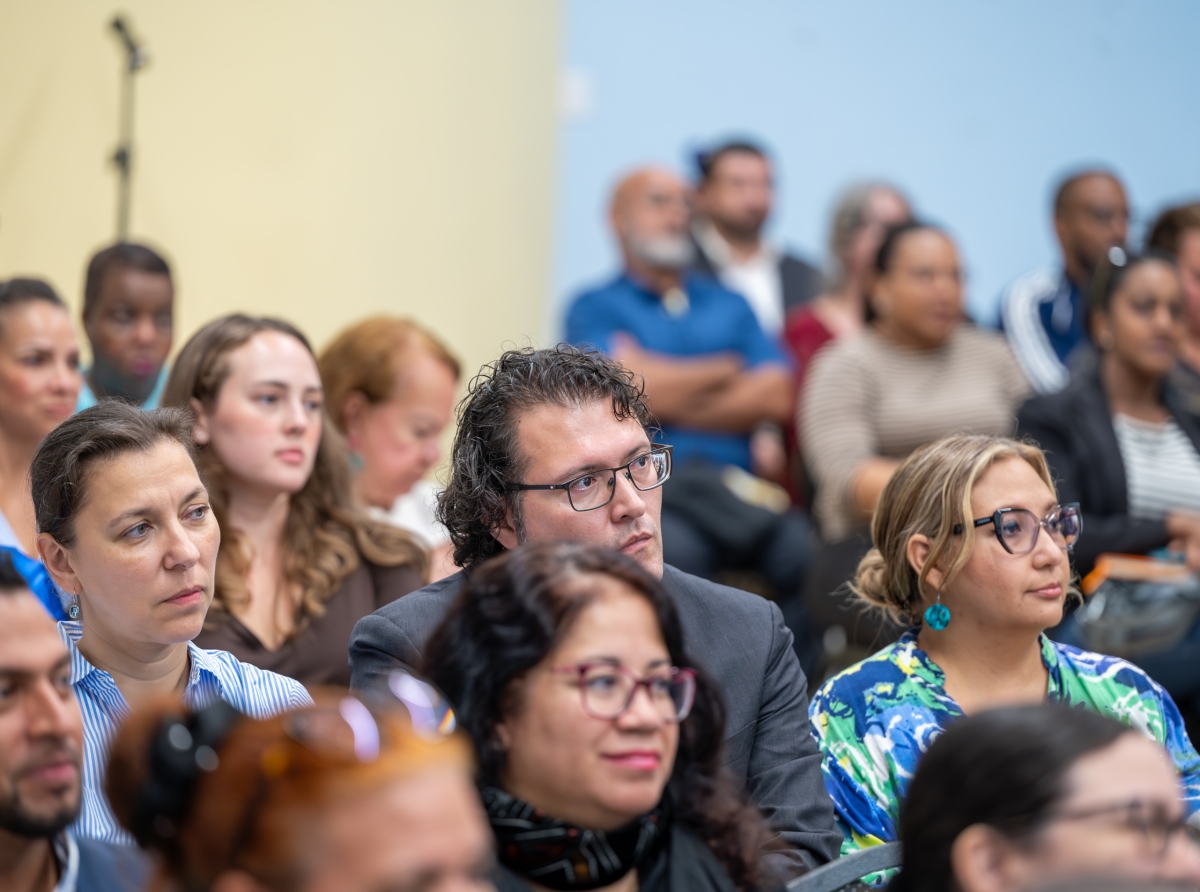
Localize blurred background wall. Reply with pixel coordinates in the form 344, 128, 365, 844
555, 0, 1200, 326
0, 0, 560, 377
3, 1, 1198, 363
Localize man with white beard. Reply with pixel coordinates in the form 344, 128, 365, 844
565, 167, 816, 669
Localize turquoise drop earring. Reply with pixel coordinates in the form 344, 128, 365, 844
923, 592, 950, 631
68, 589, 81, 620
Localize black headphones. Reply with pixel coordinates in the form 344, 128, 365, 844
129, 699, 243, 848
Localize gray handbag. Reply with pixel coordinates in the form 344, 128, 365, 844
1075, 555, 1200, 656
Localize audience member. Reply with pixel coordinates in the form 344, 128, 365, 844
1017, 250, 1200, 577
77, 243, 174, 410
894, 705, 1200, 892
0, 279, 82, 557
318, 315, 461, 582
163, 314, 426, 686
1016, 250, 1200, 726
0, 551, 147, 892
690, 138, 822, 336
0, 278, 83, 618
566, 168, 814, 629
426, 542, 785, 890
1001, 170, 1130, 394
801, 223, 1027, 641
350, 345, 841, 868
30, 402, 311, 844
1146, 202, 1200, 395
783, 182, 911, 389
809, 434, 1200, 859
106, 682, 491, 892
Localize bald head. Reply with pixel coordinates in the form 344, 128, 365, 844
609, 168, 694, 273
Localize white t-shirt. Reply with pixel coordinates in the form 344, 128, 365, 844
693, 220, 784, 336
372, 480, 451, 549
1113, 413, 1200, 520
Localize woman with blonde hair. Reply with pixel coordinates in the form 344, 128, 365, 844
318, 316, 460, 581
162, 314, 426, 686
808, 433, 1200, 859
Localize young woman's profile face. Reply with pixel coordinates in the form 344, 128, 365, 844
495, 575, 680, 832
194, 331, 324, 498
1102, 259, 1185, 380
937, 457, 1071, 634
40, 439, 219, 649
0, 302, 82, 442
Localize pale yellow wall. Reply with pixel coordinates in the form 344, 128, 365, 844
0, 0, 560, 386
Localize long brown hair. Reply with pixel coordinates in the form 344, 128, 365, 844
162, 314, 427, 632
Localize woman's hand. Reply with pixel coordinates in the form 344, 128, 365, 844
1165, 512, 1200, 571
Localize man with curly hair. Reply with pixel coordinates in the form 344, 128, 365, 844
349, 344, 839, 870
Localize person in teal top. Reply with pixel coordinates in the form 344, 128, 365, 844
808, 433, 1200, 861
76, 242, 174, 411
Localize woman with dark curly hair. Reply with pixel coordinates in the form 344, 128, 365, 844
424, 542, 784, 892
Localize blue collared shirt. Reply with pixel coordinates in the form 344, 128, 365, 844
565, 273, 790, 470
75, 365, 169, 412
59, 621, 312, 845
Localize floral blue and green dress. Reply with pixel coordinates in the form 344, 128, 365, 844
810, 629, 1200, 859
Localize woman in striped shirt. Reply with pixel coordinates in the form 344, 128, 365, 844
1017, 249, 1200, 720
1017, 248, 1200, 577
30, 401, 311, 845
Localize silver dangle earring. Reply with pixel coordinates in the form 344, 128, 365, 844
923, 590, 950, 631
68, 588, 80, 620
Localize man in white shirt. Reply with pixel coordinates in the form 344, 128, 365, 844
690, 139, 821, 337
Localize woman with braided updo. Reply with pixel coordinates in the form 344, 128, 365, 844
807, 433, 1200, 860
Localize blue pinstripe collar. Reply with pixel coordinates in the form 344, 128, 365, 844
58, 621, 229, 702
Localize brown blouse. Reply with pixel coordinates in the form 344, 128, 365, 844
193, 558, 424, 688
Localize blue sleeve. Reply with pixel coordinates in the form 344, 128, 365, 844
1156, 683, 1200, 816
564, 292, 619, 355
1, 546, 66, 620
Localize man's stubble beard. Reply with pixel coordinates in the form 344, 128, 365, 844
0, 787, 78, 839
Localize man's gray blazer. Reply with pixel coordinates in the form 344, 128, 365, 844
349, 563, 841, 868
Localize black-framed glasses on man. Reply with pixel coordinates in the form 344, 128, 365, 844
953, 502, 1082, 555
505, 445, 672, 512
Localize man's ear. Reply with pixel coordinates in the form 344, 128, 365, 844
951, 824, 1027, 892
37, 534, 80, 599
190, 397, 211, 446
492, 504, 519, 552
906, 533, 945, 594
340, 390, 369, 450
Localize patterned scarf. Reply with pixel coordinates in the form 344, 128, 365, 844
481, 785, 668, 891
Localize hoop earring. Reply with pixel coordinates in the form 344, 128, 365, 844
923, 591, 950, 630
68, 589, 81, 621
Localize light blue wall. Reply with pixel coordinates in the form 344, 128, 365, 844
554, 0, 1200, 330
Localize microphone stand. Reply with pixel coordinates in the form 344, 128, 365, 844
109, 15, 148, 241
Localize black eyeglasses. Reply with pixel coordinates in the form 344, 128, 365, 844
1047, 799, 1200, 858
952, 503, 1082, 555
505, 446, 672, 512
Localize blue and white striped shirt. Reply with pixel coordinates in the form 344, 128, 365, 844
59, 621, 313, 845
